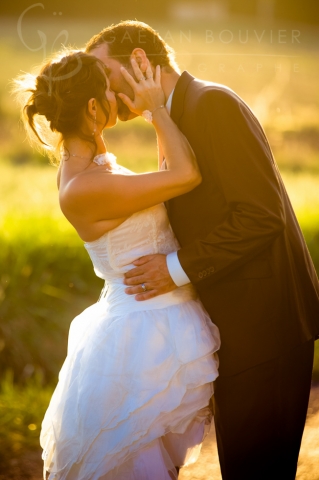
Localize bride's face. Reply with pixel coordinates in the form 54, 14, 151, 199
90, 44, 138, 122
85, 75, 117, 134
90, 66, 118, 131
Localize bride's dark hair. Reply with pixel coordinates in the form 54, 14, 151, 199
14, 50, 110, 165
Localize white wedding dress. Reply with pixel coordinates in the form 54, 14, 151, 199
40, 154, 220, 480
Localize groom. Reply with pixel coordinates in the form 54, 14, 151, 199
86, 21, 319, 479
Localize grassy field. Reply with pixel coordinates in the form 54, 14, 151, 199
0, 14, 319, 475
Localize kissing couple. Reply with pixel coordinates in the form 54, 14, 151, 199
16, 20, 319, 480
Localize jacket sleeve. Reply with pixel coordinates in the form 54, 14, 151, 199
177, 89, 286, 287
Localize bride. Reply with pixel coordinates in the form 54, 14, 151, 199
16, 50, 220, 480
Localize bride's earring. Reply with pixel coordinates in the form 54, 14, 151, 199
92, 114, 97, 136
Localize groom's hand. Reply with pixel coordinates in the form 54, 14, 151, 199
124, 254, 177, 301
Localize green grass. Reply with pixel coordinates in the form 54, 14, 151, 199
280, 172, 319, 227
0, 370, 53, 469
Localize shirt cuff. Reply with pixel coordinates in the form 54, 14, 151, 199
166, 251, 191, 287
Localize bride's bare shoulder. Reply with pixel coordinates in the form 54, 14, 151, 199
58, 163, 136, 212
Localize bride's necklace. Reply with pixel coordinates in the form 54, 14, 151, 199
61, 151, 93, 162
69, 153, 92, 160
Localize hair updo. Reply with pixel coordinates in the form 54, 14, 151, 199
14, 50, 110, 165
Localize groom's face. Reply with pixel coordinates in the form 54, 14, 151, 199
90, 44, 138, 121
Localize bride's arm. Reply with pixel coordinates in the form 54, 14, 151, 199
61, 61, 201, 222
61, 148, 199, 221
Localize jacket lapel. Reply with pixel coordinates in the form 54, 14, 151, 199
165, 71, 195, 216
171, 71, 195, 126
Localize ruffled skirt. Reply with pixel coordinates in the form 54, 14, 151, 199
40, 293, 220, 480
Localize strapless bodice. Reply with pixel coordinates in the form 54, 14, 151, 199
84, 204, 179, 282
84, 204, 197, 313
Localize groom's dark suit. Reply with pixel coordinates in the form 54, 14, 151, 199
167, 71, 319, 479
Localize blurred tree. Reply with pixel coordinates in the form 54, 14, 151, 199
274, 0, 319, 25
0, 0, 171, 20
229, 0, 319, 24
1, 0, 318, 24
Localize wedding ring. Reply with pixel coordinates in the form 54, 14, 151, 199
146, 74, 153, 79
141, 283, 147, 292
138, 77, 145, 82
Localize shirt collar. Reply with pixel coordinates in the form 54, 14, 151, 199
165, 88, 175, 115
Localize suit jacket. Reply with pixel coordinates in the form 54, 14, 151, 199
167, 71, 319, 377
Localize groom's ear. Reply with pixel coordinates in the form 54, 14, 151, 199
131, 48, 149, 73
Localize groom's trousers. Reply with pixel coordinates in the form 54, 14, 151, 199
213, 338, 314, 480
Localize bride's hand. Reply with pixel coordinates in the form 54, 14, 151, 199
118, 59, 165, 116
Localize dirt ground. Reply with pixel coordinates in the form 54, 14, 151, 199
3, 385, 319, 480
180, 385, 319, 480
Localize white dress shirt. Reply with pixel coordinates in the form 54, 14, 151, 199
164, 89, 191, 287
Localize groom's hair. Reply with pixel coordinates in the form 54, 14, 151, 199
86, 20, 179, 72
